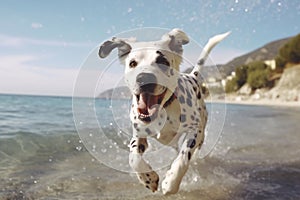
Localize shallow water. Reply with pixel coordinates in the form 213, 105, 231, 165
0, 94, 300, 199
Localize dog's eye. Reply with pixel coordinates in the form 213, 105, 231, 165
156, 56, 170, 71
129, 60, 138, 68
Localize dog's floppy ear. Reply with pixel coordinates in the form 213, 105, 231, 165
99, 37, 132, 58
162, 28, 189, 54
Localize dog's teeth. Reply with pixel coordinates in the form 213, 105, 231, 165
139, 113, 150, 118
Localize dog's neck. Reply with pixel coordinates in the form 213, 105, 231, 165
163, 88, 178, 108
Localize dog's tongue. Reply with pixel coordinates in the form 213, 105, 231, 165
138, 93, 159, 115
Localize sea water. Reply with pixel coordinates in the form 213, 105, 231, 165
0, 94, 299, 199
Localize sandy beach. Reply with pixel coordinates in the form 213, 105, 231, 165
209, 95, 300, 107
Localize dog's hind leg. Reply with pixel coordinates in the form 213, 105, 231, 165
129, 137, 159, 192
161, 127, 204, 195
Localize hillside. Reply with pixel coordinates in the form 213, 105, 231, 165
219, 37, 291, 76
267, 64, 300, 101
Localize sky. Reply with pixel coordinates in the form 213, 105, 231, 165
0, 0, 299, 96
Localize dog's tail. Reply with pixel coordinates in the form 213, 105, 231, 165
190, 31, 231, 76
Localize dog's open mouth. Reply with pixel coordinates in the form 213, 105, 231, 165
136, 89, 167, 123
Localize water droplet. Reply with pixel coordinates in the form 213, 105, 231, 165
76, 146, 82, 151
101, 148, 107, 153
193, 176, 198, 182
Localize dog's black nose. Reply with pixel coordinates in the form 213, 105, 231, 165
136, 73, 157, 93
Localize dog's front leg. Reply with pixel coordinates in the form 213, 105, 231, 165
129, 136, 159, 192
162, 128, 204, 195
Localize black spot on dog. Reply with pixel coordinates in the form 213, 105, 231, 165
191, 115, 195, 120
186, 98, 192, 107
170, 68, 174, 76
179, 95, 185, 104
178, 79, 185, 93
197, 91, 201, 99
145, 128, 151, 135
198, 58, 205, 65
192, 87, 197, 93
179, 114, 186, 123
133, 123, 138, 129
188, 152, 191, 160
194, 71, 199, 76
146, 181, 150, 184
192, 77, 198, 85
130, 140, 136, 146
186, 90, 192, 99
146, 173, 150, 177
187, 139, 196, 148
146, 185, 150, 189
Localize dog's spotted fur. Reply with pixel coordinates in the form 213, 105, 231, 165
99, 29, 229, 194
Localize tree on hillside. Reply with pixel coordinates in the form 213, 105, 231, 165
235, 64, 248, 88
277, 33, 300, 67
225, 77, 238, 93
247, 61, 271, 89
275, 55, 287, 72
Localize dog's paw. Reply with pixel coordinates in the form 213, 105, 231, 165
162, 170, 181, 195
137, 171, 159, 192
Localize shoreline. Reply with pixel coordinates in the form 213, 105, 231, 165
208, 98, 300, 107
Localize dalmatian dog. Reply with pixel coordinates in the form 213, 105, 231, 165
99, 29, 229, 195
